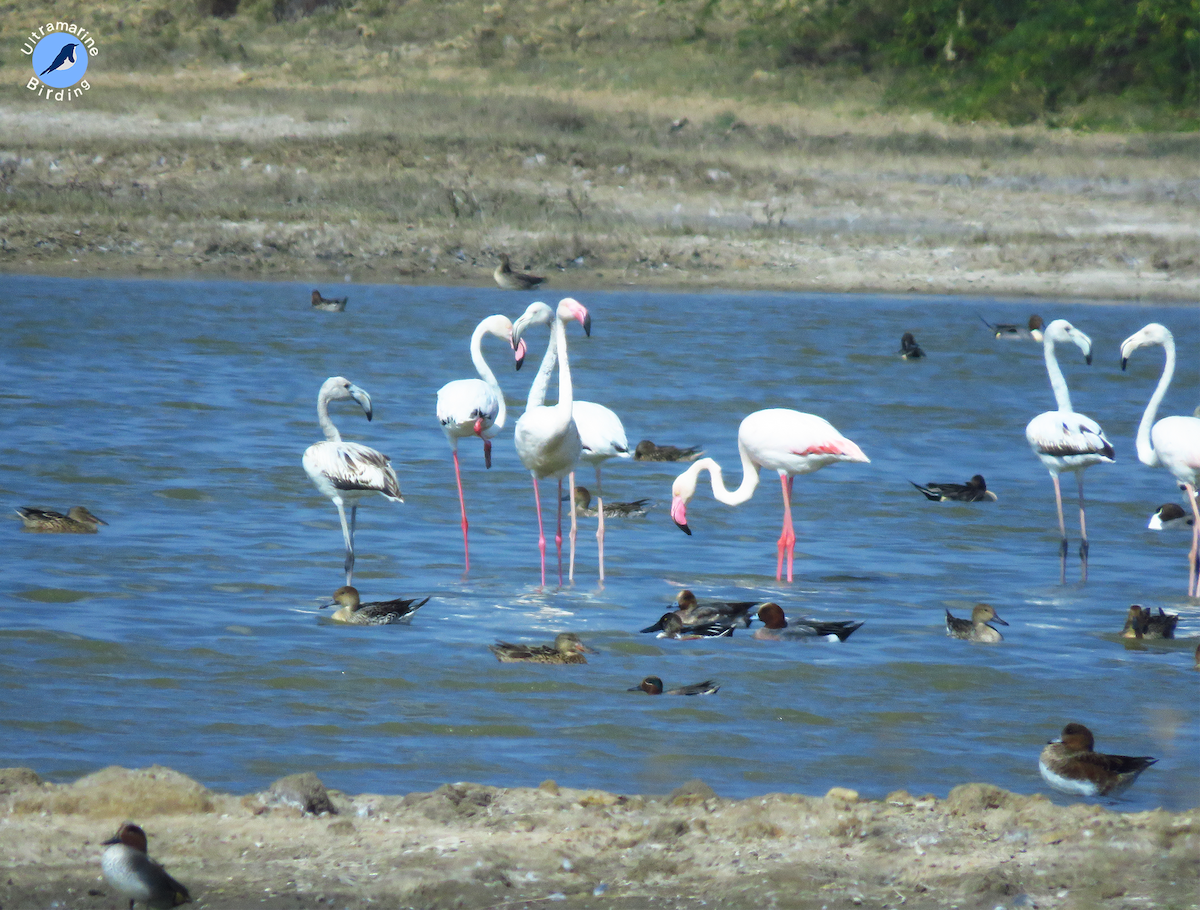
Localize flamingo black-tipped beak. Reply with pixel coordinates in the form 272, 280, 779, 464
1085, 352, 1093, 366
674, 519, 692, 536
514, 337, 527, 371
582, 312, 591, 337
1121, 357, 1129, 371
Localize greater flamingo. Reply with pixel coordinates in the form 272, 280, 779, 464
512, 302, 630, 582
1025, 319, 1114, 583
511, 298, 590, 586
1120, 322, 1200, 595
435, 314, 527, 571
302, 377, 402, 585
669, 408, 869, 582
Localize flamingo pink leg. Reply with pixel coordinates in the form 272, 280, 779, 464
532, 475, 546, 587
1050, 472, 1068, 584
776, 474, 796, 582
451, 447, 470, 572
568, 472, 577, 584
482, 438, 492, 469
555, 478, 565, 586
1186, 483, 1200, 597
594, 465, 605, 584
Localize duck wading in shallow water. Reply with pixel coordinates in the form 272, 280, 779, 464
1038, 723, 1157, 798
628, 676, 720, 695
302, 377, 402, 585
511, 299, 590, 586
910, 474, 997, 502
321, 586, 429, 625
1025, 319, 1114, 584
945, 604, 1008, 642
436, 313, 528, 572
489, 632, 593, 663
101, 823, 191, 909
670, 408, 869, 583
1120, 323, 1200, 596
15, 505, 107, 532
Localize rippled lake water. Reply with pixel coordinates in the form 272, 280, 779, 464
1, 275, 1196, 812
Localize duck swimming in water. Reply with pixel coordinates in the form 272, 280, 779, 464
628, 676, 720, 696
752, 603, 864, 642
910, 474, 997, 502
15, 506, 107, 533
568, 486, 651, 518
1149, 502, 1193, 530
489, 632, 593, 663
898, 332, 925, 359
945, 604, 1007, 642
981, 314, 1045, 340
311, 289, 348, 312
321, 585, 429, 625
632, 440, 704, 462
640, 589, 757, 633
645, 612, 735, 640
1120, 604, 1177, 640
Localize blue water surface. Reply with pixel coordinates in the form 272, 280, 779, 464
1, 275, 1196, 811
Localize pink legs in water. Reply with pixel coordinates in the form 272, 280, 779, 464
1185, 483, 1200, 598
451, 447, 470, 573
775, 474, 796, 583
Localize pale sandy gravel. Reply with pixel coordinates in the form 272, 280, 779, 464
2, 766, 1197, 910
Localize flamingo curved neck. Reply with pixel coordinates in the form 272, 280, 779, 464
471, 320, 507, 431
554, 311, 574, 416
1136, 335, 1175, 467
694, 442, 761, 506
528, 316, 558, 410
1043, 335, 1074, 413
317, 392, 342, 442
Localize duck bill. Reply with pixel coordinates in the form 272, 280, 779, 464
670, 497, 691, 535
993, 614, 1009, 626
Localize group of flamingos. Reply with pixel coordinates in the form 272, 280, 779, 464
302, 300, 1200, 596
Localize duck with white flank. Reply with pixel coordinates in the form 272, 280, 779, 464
15, 505, 107, 533
321, 586, 429, 625
980, 314, 1045, 340
910, 474, 997, 502
493, 253, 544, 290
310, 289, 347, 312
629, 676, 720, 695
302, 377, 402, 585
1039, 723, 1157, 798
101, 823, 191, 909
752, 603, 864, 642
945, 604, 1008, 642
645, 612, 735, 640
1026, 319, 1114, 584
568, 486, 651, 518
1149, 502, 1194, 530
633, 440, 705, 462
640, 589, 757, 633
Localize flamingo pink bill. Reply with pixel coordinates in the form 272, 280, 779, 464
670, 497, 692, 535
513, 337, 527, 369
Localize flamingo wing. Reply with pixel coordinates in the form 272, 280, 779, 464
304, 441, 402, 501
437, 378, 500, 439
1026, 411, 1114, 462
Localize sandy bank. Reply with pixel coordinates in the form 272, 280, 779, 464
3, 765, 1196, 910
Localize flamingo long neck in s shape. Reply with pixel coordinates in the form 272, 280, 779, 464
695, 439, 762, 506
1135, 330, 1175, 467
470, 317, 507, 434
527, 312, 558, 410
317, 389, 342, 442
1044, 334, 1074, 413
554, 308, 575, 420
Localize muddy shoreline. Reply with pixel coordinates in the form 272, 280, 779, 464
3, 765, 1197, 910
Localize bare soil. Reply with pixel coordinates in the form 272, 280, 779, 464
2, 765, 1197, 910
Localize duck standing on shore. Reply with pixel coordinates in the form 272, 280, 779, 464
15, 506, 107, 533
493, 253, 544, 290
100, 822, 191, 909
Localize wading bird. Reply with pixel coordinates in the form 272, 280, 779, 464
302, 377, 402, 585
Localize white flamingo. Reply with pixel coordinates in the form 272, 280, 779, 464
1120, 322, 1200, 596
1025, 319, 1114, 583
512, 301, 631, 583
670, 408, 869, 582
435, 314, 528, 572
302, 377, 402, 585
512, 298, 591, 586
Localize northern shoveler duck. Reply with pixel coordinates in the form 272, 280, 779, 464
644, 612, 734, 640
493, 253, 544, 290
899, 332, 925, 359
311, 289, 348, 312
321, 585, 429, 625
568, 486, 651, 518
628, 676, 720, 696
101, 823, 191, 909
640, 589, 756, 633
910, 474, 998, 502
15, 506, 107, 533
1149, 502, 1193, 530
981, 314, 1044, 340
945, 604, 1007, 642
489, 632, 592, 663
752, 603, 864, 642
1120, 604, 1178, 640
1038, 723, 1157, 797
632, 440, 704, 462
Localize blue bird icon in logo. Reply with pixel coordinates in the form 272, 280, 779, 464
39, 41, 78, 76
